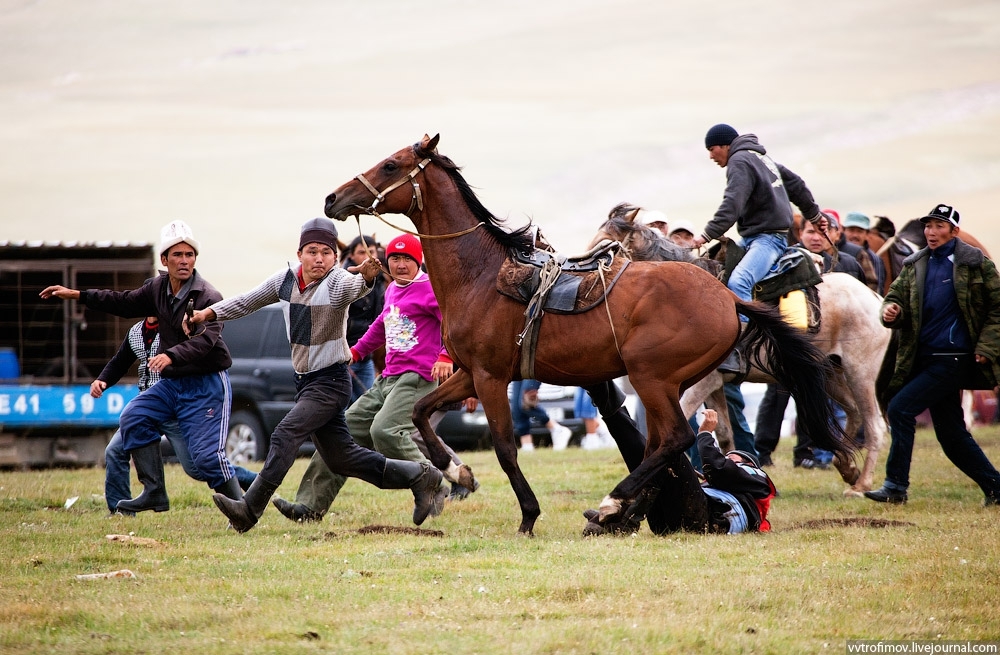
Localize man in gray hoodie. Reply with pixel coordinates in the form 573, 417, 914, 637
693, 124, 826, 302
692, 124, 827, 371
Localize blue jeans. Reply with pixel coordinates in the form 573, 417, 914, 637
105, 420, 257, 511
510, 380, 544, 437
574, 387, 598, 420
729, 233, 787, 306
349, 358, 376, 403
883, 354, 1000, 497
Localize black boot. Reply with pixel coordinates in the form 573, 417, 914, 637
213, 477, 278, 533
271, 498, 324, 523
213, 477, 244, 501
383, 459, 444, 526
116, 443, 169, 514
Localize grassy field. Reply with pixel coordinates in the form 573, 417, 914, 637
2, 427, 1000, 654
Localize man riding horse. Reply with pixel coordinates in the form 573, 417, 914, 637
692, 124, 829, 372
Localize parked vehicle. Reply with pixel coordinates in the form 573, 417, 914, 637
435, 383, 587, 451
218, 306, 298, 463
0, 241, 155, 468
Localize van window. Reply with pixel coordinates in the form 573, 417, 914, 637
222, 313, 266, 358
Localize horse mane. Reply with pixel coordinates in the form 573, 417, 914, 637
601, 202, 693, 263
419, 147, 536, 253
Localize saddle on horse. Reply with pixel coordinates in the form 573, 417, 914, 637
496, 240, 631, 378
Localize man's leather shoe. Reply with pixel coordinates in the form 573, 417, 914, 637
864, 485, 908, 504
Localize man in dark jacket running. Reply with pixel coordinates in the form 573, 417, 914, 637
41, 220, 243, 513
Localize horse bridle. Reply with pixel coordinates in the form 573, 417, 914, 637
352, 154, 485, 241
355, 157, 432, 217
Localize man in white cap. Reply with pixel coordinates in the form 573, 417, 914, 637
667, 220, 698, 249
634, 209, 670, 238
40, 220, 243, 512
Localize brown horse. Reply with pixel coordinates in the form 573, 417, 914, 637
588, 209, 893, 495
323, 134, 854, 536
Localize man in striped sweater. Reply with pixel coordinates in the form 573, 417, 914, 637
188, 219, 443, 533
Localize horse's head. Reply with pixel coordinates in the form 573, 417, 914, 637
587, 202, 694, 263
325, 133, 440, 221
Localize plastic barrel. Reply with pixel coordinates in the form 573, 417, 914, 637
0, 347, 20, 379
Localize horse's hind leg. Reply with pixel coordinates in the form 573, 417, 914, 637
412, 369, 477, 489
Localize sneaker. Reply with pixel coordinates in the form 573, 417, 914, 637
793, 457, 817, 469
550, 423, 572, 451
580, 433, 601, 450
758, 453, 774, 467
520, 441, 535, 452
596, 424, 616, 449
984, 494, 1000, 507
864, 485, 908, 504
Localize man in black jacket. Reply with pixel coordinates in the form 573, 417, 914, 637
41, 220, 242, 513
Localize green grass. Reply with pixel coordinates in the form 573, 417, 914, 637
2, 427, 1000, 654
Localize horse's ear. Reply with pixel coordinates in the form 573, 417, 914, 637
418, 133, 440, 155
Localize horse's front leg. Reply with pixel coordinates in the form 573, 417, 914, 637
477, 375, 541, 536
412, 369, 477, 489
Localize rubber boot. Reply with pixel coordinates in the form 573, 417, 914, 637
271, 497, 324, 523
116, 443, 169, 514
213, 477, 244, 501
212, 477, 278, 533
383, 459, 444, 526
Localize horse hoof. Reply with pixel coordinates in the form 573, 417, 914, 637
598, 495, 622, 523
843, 488, 866, 499
444, 462, 476, 490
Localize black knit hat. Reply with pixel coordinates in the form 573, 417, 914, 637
705, 124, 739, 149
299, 217, 339, 252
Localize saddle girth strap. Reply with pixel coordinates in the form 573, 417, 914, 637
517, 257, 562, 379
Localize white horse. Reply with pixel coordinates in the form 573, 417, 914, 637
590, 207, 891, 496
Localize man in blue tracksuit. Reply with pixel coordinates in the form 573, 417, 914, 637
41, 220, 242, 513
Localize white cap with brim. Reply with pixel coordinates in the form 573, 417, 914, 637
668, 220, 697, 237
158, 220, 200, 256
635, 209, 668, 226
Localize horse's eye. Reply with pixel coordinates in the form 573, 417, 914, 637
383, 161, 398, 173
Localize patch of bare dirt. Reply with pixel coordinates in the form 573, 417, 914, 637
792, 517, 915, 529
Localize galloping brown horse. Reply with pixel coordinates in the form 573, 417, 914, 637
323, 134, 853, 536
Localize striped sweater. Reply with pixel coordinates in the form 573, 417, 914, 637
210, 264, 372, 374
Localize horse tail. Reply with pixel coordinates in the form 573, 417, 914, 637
735, 299, 857, 459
